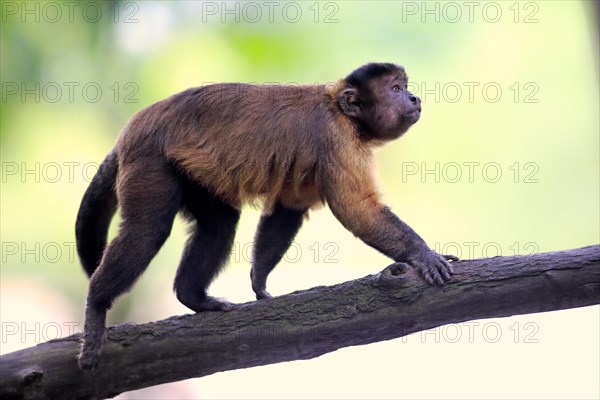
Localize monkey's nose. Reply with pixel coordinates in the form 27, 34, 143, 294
410, 95, 420, 105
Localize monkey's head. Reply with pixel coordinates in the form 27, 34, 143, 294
338, 63, 421, 141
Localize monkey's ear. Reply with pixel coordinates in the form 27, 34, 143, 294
338, 88, 361, 117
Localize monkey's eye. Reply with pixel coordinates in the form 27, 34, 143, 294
392, 85, 401, 93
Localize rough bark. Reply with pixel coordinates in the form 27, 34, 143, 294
1, 245, 599, 400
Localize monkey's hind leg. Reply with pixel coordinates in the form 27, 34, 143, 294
251, 202, 305, 300
78, 161, 182, 371
174, 179, 240, 312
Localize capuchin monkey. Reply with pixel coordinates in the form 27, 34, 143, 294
76, 62, 457, 370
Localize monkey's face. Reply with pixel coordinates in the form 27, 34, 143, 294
363, 73, 421, 140
338, 65, 421, 141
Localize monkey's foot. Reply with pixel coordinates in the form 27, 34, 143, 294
254, 288, 272, 301
78, 340, 102, 371
251, 274, 272, 300
178, 294, 237, 312
199, 296, 237, 311
250, 269, 272, 300
408, 250, 457, 286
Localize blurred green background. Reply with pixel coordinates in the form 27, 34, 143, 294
1, 1, 598, 399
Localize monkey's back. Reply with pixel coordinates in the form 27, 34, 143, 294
118, 83, 338, 211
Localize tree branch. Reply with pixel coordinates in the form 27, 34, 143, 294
1, 245, 599, 400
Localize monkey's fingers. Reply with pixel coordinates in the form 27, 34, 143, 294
421, 261, 445, 285
443, 254, 459, 262
430, 254, 454, 283
437, 258, 453, 280
423, 270, 435, 285
432, 266, 446, 285
410, 250, 454, 285
438, 255, 455, 275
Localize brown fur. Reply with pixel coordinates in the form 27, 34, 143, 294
117, 84, 331, 212
76, 63, 457, 371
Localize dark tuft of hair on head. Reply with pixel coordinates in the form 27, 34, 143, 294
345, 63, 405, 89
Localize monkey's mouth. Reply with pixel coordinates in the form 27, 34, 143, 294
404, 108, 421, 119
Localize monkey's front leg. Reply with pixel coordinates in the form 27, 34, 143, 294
324, 169, 456, 285
251, 202, 306, 299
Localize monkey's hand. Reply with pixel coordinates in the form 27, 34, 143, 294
407, 249, 458, 285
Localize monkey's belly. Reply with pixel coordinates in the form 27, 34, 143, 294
276, 182, 323, 211
237, 179, 323, 213
169, 145, 323, 211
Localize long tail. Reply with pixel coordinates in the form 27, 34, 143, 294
75, 150, 119, 277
